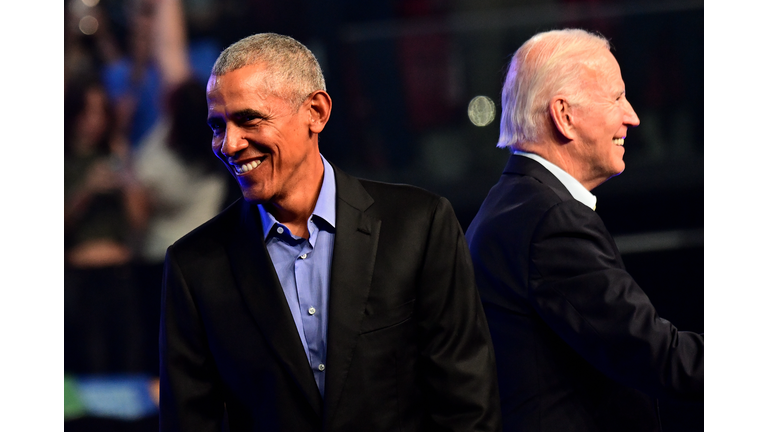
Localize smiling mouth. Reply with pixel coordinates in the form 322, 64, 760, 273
231, 159, 262, 175
612, 138, 625, 146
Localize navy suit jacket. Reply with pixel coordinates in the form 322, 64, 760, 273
466, 155, 703, 432
160, 162, 501, 432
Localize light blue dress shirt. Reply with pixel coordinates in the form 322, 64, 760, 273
257, 155, 336, 397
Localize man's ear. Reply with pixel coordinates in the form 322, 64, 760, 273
307, 90, 332, 134
549, 96, 577, 141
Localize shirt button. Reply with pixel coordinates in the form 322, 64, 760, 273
308, 307, 316, 315
276, 226, 284, 234
299, 253, 308, 259
318, 364, 325, 371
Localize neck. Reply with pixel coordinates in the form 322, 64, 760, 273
264, 154, 325, 239
518, 141, 603, 191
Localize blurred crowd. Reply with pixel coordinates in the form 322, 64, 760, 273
64, 0, 238, 375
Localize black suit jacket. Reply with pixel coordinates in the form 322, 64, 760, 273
465, 155, 703, 432
160, 162, 501, 432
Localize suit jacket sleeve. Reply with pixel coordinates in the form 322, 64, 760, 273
160, 244, 226, 431
415, 197, 502, 431
528, 199, 703, 401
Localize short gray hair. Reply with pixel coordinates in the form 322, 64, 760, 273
212, 33, 326, 110
497, 29, 610, 150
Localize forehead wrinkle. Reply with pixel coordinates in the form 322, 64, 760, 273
582, 54, 625, 101
207, 78, 278, 120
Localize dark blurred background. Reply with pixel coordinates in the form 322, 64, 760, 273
63, 0, 703, 430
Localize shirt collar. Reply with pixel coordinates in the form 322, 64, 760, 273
514, 150, 597, 211
312, 155, 336, 229
258, 154, 337, 239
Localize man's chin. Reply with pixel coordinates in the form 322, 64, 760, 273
616, 159, 626, 174
606, 162, 625, 181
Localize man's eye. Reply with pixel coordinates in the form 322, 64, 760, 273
208, 122, 224, 134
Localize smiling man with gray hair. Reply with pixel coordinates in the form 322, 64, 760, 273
159, 33, 501, 432
466, 29, 703, 431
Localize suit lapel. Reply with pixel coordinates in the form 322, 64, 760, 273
323, 165, 380, 429
225, 199, 323, 417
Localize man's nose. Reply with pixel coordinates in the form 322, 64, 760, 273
624, 100, 640, 127
221, 127, 248, 157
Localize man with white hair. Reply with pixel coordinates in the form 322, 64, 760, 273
160, 33, 501, 431
466, 29, 703, 431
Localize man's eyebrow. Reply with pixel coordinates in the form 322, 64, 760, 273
207, 108, 269, 124
232, 108, 267, 120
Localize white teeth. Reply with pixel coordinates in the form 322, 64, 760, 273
613, 138, 625, 146
234, 159, 262, 174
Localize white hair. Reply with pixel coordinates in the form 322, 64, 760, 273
497, 29, 610, 150
212, 33, 326, 110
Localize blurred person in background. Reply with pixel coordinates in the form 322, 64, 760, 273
99, 0, 164, 148
65, 0, 160, 146
135, 0, 233, 266
92, 0, 222, 148
64, 78, 148, 374
131, 0, 235, 374
135, 80, 233, 267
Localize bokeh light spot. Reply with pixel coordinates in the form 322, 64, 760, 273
79, 15, 99, 35
467, 95, 496, 127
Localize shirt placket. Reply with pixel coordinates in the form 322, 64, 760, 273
295, 220, 326, 395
